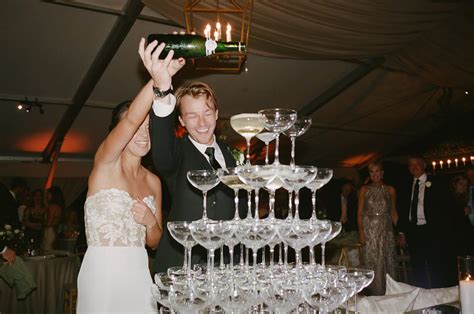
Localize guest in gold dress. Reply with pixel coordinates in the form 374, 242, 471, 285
357, 161, 398, 295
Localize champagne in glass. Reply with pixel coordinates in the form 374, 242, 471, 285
230, 113, 264, 165
256, 132, 278, 165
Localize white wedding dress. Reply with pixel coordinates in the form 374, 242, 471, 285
77, 189, 157, 313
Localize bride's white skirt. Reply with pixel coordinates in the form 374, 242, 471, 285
77, 246, 157, 313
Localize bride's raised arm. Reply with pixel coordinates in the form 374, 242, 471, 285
94, 39, 179, 165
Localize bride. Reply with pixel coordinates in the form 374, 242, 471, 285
77, 39, 185, 312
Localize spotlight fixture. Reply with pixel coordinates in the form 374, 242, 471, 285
17, 98, 44, 114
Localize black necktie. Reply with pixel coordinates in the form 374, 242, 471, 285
410, 179, 420, 224
205, 147, 221, 170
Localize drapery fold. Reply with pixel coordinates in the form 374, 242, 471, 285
144, 0, 474, 88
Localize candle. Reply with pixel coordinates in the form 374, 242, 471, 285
460, 278, 474, 313
439, 160, 444, 169
432, 161, 436, 171
216, 21, 221, 40
204, 24, 211, 39
463, 157, 467, 166
214, 30, 219, 41
471, 156, 474, 165
455, 158, 459, 167
226, 23, 232, 42
447, 159, 451, 168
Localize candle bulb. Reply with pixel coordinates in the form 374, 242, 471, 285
214, 30, 219, 41
463, 157, 467, 166
216, 21, 221, 40
226, 23, 232, 42
440, 160, 444, 169
204, 24, 211, 39
447, 159, 451, 168
471, 156, 474, 165
432, 161, 436, 171
455, 158, 459, 167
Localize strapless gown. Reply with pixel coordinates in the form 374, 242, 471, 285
77, 189, 157, 313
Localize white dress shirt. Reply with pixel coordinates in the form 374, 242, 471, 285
411, 173, 428, 225
152, 95, 226, 169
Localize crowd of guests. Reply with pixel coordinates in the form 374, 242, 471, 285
314, 159, 474, 295
0, 179, 81, 262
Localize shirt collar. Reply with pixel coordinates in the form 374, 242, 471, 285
188, 135, 217, 155
414, 173, 427, 183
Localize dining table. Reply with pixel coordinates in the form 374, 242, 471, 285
0, 252, 80, 314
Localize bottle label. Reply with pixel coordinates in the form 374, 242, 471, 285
205, 39, 217, 56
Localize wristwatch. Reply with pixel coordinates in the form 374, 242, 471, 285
153, 85, 173, 98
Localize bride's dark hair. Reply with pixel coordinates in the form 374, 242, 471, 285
109, 100, 132, 131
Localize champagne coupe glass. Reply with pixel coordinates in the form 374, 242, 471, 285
167, 221, 197, 278
307, 168, 334, 221
230, 113, 264, 165
320, 221, 342, 267
347, 268, 375, 312
216, 167, 246, 220
236, 165, 277, 220
280, 165, 317, 220
256, 132, 278, 165
307, 220, 332, 266
282, 116, 312, 168
187, 170, 220, 220
189, 220, 233, 285
257, 108, 297, 165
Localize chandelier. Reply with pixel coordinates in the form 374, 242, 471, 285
183, 0, 253, 72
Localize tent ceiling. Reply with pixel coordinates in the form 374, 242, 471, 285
1, 0, 473, 178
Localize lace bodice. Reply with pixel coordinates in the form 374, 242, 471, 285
364, 184, 391, 217
84, 188, 156, 247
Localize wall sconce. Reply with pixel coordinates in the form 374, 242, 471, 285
17, 98, 44, 114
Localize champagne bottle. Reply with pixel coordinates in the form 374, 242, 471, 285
147, 34, 246, 59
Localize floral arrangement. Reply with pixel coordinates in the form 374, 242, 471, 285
0, 224, 27, 254
228, 147, 245, 166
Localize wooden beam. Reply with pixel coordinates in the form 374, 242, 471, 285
42, 0, 144, 162
298, 57, 385, 116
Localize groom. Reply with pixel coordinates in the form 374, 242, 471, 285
149, 55, 243, 273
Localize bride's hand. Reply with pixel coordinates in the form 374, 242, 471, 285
138, 38, 185, 90
131, 197, 157, 228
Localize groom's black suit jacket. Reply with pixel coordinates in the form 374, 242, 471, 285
150, 109, 239, 273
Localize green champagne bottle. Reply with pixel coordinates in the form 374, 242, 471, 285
147, 34, 246, 59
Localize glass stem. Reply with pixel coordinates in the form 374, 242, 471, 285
245, 138, 251, 165
183, 247, 188, 269
254, 189, 259, 220
239, 243, 244, 266
264, 143, 269, 165
233, 189, 239, 219
187, 246, 192, 278
311, 189, 318, 220
321, 242, 326, 268
252, 249, 258, 284
274, 133, 280, 165
247, 190, 252, 218
220, 245, 225, 270
290, 136, 296, 169
309, 245, 315, 266
294, 190, 300, 220
202, 191, 208, 219
269, 190, 275, 219
279, 243, 283, 265
209, 249, 215, 284
288, 191, 293, 219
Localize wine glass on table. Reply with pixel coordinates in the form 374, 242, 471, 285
283, 116, 312, 168
256, 132, 278, 165
187, 170, 220, 220
230, 113, 264, 165
257, 108, 297, 165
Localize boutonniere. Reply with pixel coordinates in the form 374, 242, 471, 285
425, 181, 432, 188
228, 147, 245, 166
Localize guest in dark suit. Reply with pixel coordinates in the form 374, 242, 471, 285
326, 179, 358, 232
0, 178, 28, 264
397, 155, 454, 288
150, 57, 241, 273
